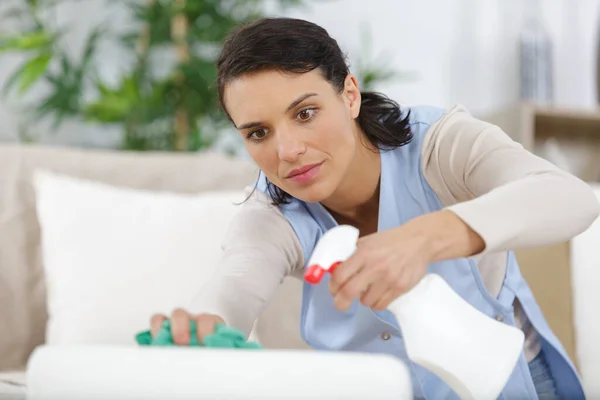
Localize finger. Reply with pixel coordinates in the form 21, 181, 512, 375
150, 314, 167, 338
334, 266, 382, 312
195, 315, 223, 344
372, 288, 400, 311
372, 270, 418, 311
329, 253, 364, 295
171, 308, 191, 345
360, 279, 390, 308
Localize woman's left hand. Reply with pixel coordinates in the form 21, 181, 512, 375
328, 210, 485, 311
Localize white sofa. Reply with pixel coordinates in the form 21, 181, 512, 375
1, 143, 599, 398
0, 143, 312, 398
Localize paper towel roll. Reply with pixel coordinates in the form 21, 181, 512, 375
26, 345, 412, 400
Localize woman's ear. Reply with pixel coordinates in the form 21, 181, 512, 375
343, 74, 361, 119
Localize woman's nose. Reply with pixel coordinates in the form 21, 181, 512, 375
277, 131, 306, 161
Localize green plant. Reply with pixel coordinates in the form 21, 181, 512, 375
0, 0, 408, 152
0, 0, 303, 151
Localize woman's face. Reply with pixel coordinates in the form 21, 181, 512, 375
223, 68, 362, 203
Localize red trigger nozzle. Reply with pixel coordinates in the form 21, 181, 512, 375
305, 264, 326, 284
305, 261, 343, 284
329, 261, 342, 274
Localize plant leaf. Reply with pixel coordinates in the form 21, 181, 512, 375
2, 65, 26, 97
1, 53, 51, 96
80, 24, 106, 70
0, 31, 51, 53
17, 53, 52, 94
25, 0, 40, 10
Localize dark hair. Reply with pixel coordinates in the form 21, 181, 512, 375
217, 17, 412, 205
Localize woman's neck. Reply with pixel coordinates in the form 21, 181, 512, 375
320, 135, 381, 230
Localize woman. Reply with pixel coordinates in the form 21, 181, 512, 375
149, 17, 598, 399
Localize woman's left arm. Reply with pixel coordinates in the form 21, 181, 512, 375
422, 106, 600, 258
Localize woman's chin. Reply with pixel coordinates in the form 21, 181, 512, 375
287, 181, 334, 204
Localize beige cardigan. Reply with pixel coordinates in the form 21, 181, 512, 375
190, 105, 600, 361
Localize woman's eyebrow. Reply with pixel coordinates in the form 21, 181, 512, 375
236, 92, 319, 130
237, 121, 262, 130
285, 92, 318, 112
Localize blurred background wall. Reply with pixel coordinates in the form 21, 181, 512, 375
1, 0, 599, 176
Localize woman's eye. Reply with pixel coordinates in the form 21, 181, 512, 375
297, 108, 317, 121
248, 129, 267, 141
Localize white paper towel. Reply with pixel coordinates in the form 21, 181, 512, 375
570, 184, 600, 398
26, 345, 412, 400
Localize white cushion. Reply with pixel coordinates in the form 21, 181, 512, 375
26, 345, 413, 400
34, 170, 250, 345
570, 184, 600, 397
0, 371, 26, 399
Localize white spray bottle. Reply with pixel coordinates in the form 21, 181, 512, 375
304, 225, 524, 400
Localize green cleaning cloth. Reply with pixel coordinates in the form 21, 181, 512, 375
135, 320, 262, 349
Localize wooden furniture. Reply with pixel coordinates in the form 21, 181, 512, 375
486, 103, 600, 181
520, 103, 600, 150
515, 243, 577, 367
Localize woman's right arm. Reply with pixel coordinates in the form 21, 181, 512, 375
150, 188, 304, 344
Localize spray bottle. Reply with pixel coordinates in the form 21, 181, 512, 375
304, 225, 524, 400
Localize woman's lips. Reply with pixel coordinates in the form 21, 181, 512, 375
286, 162, 323, 184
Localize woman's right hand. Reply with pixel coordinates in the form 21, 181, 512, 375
150, 309, 225, 345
